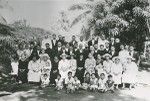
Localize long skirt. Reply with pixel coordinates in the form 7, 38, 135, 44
59, 70, 69, 80
28, 71, 41, 83
113, 74, 122, 84
75, 68, 85, 84
18, 60, 28, 83
122, 73, 137, 84
50, 69, 59, 84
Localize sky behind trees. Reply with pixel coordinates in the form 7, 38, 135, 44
0, 0, 75, 30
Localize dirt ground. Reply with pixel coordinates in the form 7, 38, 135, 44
0, 70, 150, 101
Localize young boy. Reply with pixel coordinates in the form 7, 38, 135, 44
89, 73, 98, 91
65, 71, 75, 93
74, 76, 81, 91
55, 74, 63, 91
82, 72, 90, 90
98, 73, 106, 93
106, 75, 114, 93
41, 73, 50, 88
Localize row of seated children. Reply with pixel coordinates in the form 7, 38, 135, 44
52, 71, 114, 93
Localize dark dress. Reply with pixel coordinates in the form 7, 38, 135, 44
75, 59, 85, 83
18, 59, 29, 83
50, 60, 59, 84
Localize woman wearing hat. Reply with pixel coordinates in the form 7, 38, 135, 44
122, 56, 138, 89
58, 53, 70, 80
111, 56, 123, 89
69, 54, 77, 76
103, 54, 113, 76
28, 55, 41, 84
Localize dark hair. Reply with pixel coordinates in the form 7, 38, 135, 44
57, 74, 61, 77
100, 73, 105, 76
108, 75, 113, 78
68, 71, 72, 75
85, 72, 90, 76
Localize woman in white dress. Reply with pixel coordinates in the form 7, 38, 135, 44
103, 54, 113, 76
122, 56, 138, 89
69, 54, 77, 76
84, 53, 96, 75
40, 54, 52, 80
28, 56, 41, 83
58, 53, 70, 80
119, 45, 129, 64
111, 56, 123, 89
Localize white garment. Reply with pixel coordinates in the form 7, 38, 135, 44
69, 59, 77, 76
78, 41, 87, 49
58, 59, 70, 79
40, 60, 52, 76
98, 78, 106, 90
103, 60, 113, 75
11, 62, 19, 75
85, 58, 96, 74
41, 76, 50, 86
65, 77, 75, 90
55, 78, 63, 89
28, 60, 41, 82
111, 63, 123, 84
122, 62, 138, 84
95, 64, 106, 76
119, 50, 130, 64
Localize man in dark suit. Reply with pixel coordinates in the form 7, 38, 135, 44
109, 46, 118, 58
69, 35, 78, 48
45, 43, 53, 60
93, 44, 100, 59
88, 35, 98, 49
76, 44, 86, 60
54, 41, 62, 59
51, 34, 58, 50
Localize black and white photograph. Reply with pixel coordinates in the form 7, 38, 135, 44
0, 0, 150, 101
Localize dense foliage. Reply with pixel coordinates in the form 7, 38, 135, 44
68, 0, 150, 51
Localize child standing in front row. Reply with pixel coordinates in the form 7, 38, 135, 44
41, 73, 50, 88
65, 71, 75, 93
98, 73, 106, 93
89, 73, 98, 91
82, 72, 90, 90
55, 74, 63, 91
106, 75, 114, 93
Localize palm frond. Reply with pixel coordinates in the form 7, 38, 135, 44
68, 3, 93, 11
70, 10, 91, 27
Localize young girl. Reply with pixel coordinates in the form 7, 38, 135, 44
10, 56, 19, 83
98, 73, 106, 93
41, 73, 50, 88
65, 71, 75, 93
111, 57, 123, 89
106, 75, 114, 93
55, 74, 63, 91
82, 72, 90, 90
74, 76, 81, 91
89, 73, 98, 91
122, 56, 138, 89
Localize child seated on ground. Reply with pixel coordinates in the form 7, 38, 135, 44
65, 71, 75, 93
41, 73, 50, 88
106, 75, 114, 93
89, 73, 98, 91
98, 73, 106, 93
55, 74, 63, 91
82, 72, 90, 90
10, 56, 19, 83
74, 76, 81, 91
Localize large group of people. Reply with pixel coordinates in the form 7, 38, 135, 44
10, 34, 142, 93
